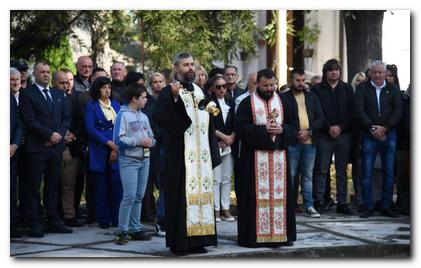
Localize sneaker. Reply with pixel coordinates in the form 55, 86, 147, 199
115, 232, 129, 245
221, 210, 235, 222
215, 211, 221, 222
129, 231, 152, 241
155, 223, 166, 237
305, 207, 321, 218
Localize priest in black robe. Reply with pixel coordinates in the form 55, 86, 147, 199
235, 68, 298, 247
155, 52, 221, 256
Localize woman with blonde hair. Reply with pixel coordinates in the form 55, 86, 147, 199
350, 72, 366, 92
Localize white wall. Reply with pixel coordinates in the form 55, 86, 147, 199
382, 10, 411, 90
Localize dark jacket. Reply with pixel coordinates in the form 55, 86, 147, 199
354, 80, 402, 134
211, 95, 236, 138
73, 73, 90, 92
85, 99, 120, 172
19, 84, 70, 153
281, 88, 324, 143
311, 80, 354, 135
111, 80, 127, 105
10, 93, 25, 146
66, 90, 88, 158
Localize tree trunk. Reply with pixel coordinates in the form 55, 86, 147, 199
343, 10, 385, 81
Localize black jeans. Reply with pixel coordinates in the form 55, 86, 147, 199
313, 133, 351, 205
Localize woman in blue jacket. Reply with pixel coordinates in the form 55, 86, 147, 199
85, 77, 122, 228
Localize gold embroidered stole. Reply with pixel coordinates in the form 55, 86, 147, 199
250, 91, 287, 243
179, 83, 215, 236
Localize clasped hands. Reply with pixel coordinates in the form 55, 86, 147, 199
266, 120, 283, 135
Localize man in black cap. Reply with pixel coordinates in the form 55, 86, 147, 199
11, 59, 31, 90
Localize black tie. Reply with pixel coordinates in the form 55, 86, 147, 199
43, 88, 53, 112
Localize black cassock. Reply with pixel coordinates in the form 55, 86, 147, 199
235, 92, 298, 247
155, 84, 221, 252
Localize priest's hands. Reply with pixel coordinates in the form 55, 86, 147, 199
266, 121, 283, 135
171, 81, 181, 99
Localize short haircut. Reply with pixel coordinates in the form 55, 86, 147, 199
33, 60, 50, 71
90, 76, 112, 100
126, 83, 147, 101
172, 52, 193, 66
52, 70, 67, 83
290, 67, 305, 79
371, 60, 386, 71
10, 67, 21, 77
92, 67, 107, 77
224, 65, 238, 73
125, 72, 145, 86
257, 68, 276, 82
322, 58, 342, 79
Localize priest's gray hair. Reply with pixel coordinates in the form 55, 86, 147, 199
371, 60, 386, 71
173, 52, 193, 66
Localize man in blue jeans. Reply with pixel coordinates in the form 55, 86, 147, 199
282, 68, 324, 218
113, 84, 156, 244
354, 60, 402, 218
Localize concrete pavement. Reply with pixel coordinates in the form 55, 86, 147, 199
10, 208, 410, 258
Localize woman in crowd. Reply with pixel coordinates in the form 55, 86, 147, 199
210, 76, 236, 222
85, 77, 122, 228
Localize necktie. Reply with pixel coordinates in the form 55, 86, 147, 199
43, 88, 53, 112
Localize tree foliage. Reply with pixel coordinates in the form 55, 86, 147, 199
11, 10, 258, 73
133, 10, 258, 71
10, 10, 82, 62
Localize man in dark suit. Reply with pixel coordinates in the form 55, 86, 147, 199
10, 67, 25, 238
19, 60, 72, 237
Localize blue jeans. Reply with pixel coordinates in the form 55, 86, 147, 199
117, 156, 150, 234
288, 143, 316, 210
360, 131, 397, 210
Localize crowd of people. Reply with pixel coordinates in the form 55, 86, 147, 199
10, 52, 410, 256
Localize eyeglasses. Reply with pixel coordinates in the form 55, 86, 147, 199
215, 84, 226, 90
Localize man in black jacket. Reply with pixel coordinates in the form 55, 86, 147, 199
354, 60, 402, 218
282, 68, 324, 218
311, 59, 354, 215
19, 61, 72, 237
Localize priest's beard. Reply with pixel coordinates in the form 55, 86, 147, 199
257, 88, 274, 101
177, 71, 196, 83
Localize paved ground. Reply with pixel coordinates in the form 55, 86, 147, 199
10, 208, 410, 258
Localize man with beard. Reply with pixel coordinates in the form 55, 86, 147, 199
281, 68, 324, 218
235, 68, 298, 247
155, 52, 221, 255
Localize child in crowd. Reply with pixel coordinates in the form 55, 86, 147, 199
113, 84, 155, 245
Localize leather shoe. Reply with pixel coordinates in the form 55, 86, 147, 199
45, 222, 73, 233
65, 217, 85, 227
360, 208, 373, 218
336, 204, 353, 215
380, 208, 398, 218
29, 226, 44, 238
11, 227, 23, 239
323, 199, 334, 212
171, 248, 188, 256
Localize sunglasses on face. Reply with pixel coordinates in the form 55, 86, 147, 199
215, 84, 226, 89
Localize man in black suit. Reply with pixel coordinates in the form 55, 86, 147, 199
224, 65, 245, 99
19, 60, 72, 237
10, 67, 25, 238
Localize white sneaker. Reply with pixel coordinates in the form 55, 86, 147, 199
306, 207, 321, 218
221, 210, 235, 222
215, 211, 221, 222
